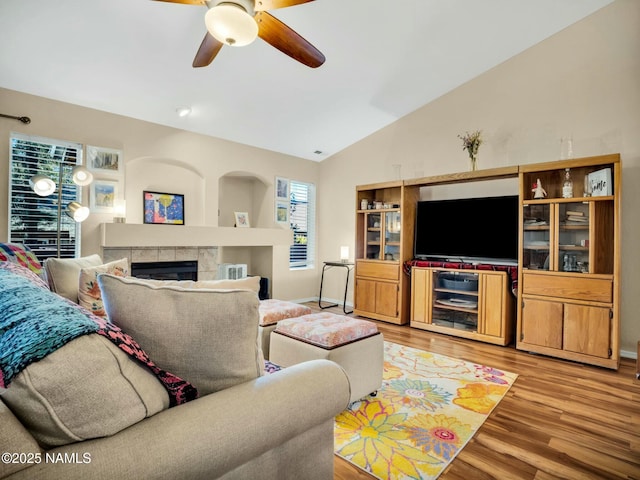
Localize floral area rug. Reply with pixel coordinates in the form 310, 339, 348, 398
334, 341, 517, 480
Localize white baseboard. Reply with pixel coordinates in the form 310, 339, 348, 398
621, 349, 637, 360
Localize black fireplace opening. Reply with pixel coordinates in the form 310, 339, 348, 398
131, 261, 198, 281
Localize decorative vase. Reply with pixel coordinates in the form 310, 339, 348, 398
469, 155, 477, 171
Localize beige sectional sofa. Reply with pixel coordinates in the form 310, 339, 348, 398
0, 255, 350, 480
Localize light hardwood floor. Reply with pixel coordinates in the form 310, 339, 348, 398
303, 303, 640, 480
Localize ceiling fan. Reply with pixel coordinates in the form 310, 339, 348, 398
153, 0, 325, 68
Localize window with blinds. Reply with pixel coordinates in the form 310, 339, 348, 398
9, 134, 83, 261
289, 180, 315, 269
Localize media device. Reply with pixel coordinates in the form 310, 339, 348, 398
414, 195, 519, 265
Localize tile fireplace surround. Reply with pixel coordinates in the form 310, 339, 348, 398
102, 247, 218, 281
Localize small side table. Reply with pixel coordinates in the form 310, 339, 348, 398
318, 261, 354, 315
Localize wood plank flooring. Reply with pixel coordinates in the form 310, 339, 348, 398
303, 303, 640, 480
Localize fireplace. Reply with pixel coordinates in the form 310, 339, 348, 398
131, 261, 198, 281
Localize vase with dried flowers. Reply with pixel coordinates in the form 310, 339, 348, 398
458, 130, 483, 171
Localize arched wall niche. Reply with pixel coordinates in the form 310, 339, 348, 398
127, 156, 206, 225
218, 171, 272, 228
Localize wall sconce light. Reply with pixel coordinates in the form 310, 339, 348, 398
113, 199, 126, 223
340, 246, 349, 263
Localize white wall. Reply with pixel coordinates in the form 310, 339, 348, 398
318, 0, 640, 355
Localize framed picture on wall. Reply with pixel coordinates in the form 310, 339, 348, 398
234, 211, 250, 228
275, 201, 289, 225
86, 145, 123, 176
143, 191, 185, 225
275, 177, 289, 200
90, 179, 119, 213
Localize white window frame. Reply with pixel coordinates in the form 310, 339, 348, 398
289, 180, 315, 269
9, 133, 83, 261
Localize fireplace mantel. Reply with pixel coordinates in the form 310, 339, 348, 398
100, 223, 292, 248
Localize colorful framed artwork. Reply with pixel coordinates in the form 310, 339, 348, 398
90, 180, 119, 213
86, 145, 123, 176
143, 191, 185, 225
234, 211, 250, 228
275, 201, 289, 225
275, 177, 289, 201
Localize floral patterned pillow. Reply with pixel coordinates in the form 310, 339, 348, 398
78, 258, 129, 317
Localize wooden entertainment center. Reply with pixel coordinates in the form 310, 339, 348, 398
354, 154, 621, 369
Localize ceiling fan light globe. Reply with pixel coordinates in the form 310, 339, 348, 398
205, 3, 258, 47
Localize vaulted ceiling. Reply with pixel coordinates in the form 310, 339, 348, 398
0, 0, 612, 160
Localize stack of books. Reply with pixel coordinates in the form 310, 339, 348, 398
565, 210, 589, 224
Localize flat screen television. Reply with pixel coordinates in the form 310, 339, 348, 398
414, 195, 519, 265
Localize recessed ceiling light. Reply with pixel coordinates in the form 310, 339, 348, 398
176, 106, 192, 117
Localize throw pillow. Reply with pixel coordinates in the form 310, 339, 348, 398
44, 254, 103, 302
98, 274, 263, 395
0, 243, 44, 278
78, 258, 129, 317
1, 334, 169, 448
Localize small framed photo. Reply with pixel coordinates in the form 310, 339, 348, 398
234, 211, 250, 228
90, 180, 119, 213
275, 177, 289, 201
86, 145, 123, 176
587, 168, 612, 197
143, 191, 185, 225
275, 201, 289, 225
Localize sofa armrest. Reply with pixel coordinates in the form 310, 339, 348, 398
8, 359, 350, 480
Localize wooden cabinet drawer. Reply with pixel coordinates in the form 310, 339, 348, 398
356, 261, 399, 281
522, 273, 612, 303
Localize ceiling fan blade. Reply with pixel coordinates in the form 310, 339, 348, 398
255, 12, 325, 68
193, 33, 224, 67
254, 0, 314, 12
152, 0, 207, 5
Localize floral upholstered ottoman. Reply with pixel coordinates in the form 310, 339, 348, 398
269, 312, 383, 403
258, 300, 312, 359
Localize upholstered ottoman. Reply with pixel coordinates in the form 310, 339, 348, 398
269, 312, 383, 403
258, 300, 312, 359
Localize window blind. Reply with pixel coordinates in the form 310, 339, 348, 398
289, 180, 315, 269
9, 133, 83, 261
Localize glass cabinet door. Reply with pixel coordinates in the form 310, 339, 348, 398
365, 212, 382, 259
523, 204, 552, 270
558, 202, 590, 273
384, 211, 401, 261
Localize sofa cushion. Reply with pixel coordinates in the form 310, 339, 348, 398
133, 275, 261, 294
1, 334, 170, 448
78, 258, 129, 317
98, 274, 263, 395
44, 254, 103, 302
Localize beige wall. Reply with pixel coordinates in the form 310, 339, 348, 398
318, 0, 640, 356
0, 89, 321, 301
